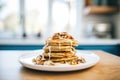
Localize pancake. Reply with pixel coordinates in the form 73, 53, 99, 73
32, 32, 86, 65
43, 52, 75, 58
44, 46, 75, 52
46, 39, 78, 46
44, 56, 78, 61
44, 49, 76, 53
33, 55, 85, 65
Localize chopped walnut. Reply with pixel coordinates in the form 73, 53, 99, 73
52, 32, 74, 40
36, 55, 42, 61
32, 58, 36, 62
50, 63, 55, 66
36, 60, 45, 65
79, 57, 86, 63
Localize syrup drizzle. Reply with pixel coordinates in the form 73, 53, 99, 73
58, 42, 61, 49
48, 46, 51, 60
69, 40, 73, 53
69, 40, 72, 48
43, 40, 48, 49
41, 54, 45, 60
42, 40, 48, 60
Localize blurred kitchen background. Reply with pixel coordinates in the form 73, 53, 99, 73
0, 0, 120, 56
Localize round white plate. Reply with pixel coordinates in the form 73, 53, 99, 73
19, 50, 100, 72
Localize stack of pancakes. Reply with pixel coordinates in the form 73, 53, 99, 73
33, 32, 85, 65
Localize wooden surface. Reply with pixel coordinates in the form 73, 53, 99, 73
84, 6, 119, 15
0, 50, 120, 80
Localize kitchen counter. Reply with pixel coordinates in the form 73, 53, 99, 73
0, 50, 120, 80
0, 39, 119, 45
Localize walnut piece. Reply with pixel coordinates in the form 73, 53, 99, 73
52, 32, 74, 40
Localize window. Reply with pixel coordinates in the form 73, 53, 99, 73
25, 0, 48, 37
0, 0, 20, 38
0, 0, 82, 39
52, 0, 76, 33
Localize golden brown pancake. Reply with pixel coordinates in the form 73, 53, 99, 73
32, 32, 86, 65
46, 39, 78, 46
43, 52, 75, 58
44, 49, 76, 53
44, 46, 75, 52
44, 56, 78, 61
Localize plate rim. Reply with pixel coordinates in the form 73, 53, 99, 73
19, 50, 100, 71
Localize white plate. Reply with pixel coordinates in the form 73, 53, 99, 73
19, 50, 100, 72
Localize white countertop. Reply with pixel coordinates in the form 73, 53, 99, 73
0, 38, 119, 45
